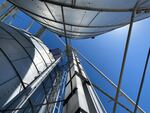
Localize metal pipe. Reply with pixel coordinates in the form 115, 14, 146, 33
112, 1, 141, 112
61, 5, 73, 92
134, 48, 150, 113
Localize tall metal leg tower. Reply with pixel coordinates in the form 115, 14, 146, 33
63, 48, 106, 113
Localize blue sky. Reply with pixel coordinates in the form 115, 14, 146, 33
1, 1, 150, 112
71, 19, 150, 112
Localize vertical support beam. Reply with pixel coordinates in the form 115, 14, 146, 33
61, 5, 73, 93
134, 49, 150, 113
112, 1, 140, 113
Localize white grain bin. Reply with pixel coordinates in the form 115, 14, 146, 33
0, 22, 56, 109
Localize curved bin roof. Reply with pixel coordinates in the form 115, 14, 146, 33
8, 0, 150, 39
0, 22, 55, 107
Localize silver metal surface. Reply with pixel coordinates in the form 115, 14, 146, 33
7, 0, 150, 39
63, 50, 106, 113
0, 22, 55, 109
